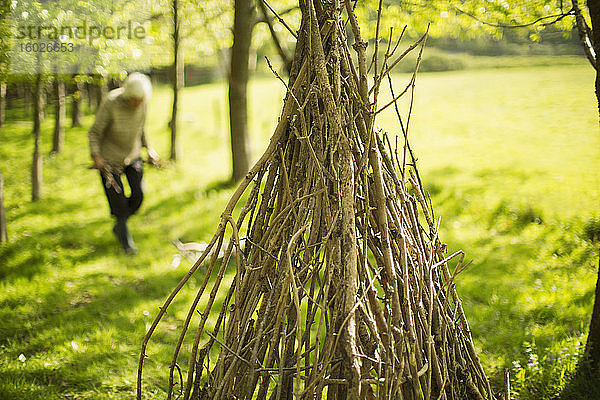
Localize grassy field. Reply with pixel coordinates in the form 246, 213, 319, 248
0, 57, 599, 399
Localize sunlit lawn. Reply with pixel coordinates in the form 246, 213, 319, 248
0, 57, 598, 399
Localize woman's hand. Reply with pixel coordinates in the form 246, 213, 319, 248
92, 154, 105, 170
146, 146, 162, 167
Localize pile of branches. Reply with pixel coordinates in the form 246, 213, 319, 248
138, 1, 495, 399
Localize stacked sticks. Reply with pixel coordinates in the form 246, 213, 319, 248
138, 1, 495, 399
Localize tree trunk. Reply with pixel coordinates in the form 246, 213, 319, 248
96, 76, 107, 109
71, 77, 83, 127
32, 74, 43, 202
88, 75, 107, 110
170, 0, 183, 161
0, 171, 7, 243
228, 0, 254, 182
86, 80, 94, 110
22, 82, 31, 117
0, 81, 6, 128
585, 256, 600, 371
581, 0, 600, 372
52, 76, 66, 154
584, 0, 600, 113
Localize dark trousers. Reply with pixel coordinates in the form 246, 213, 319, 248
100, 158, 144, 220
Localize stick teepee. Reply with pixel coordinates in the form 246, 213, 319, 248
138, 1, 495, 399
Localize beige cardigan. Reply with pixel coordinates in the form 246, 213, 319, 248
88, 88, 147, 167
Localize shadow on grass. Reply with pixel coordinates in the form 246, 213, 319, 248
6, 196, 96, 221
143, 177, 235, 217
203, 178, 236, 193
141, 179, 236, 242
143, 188, 199, 217
0, 218, 115, 280
0, 265, 193, 391
0, 258, 234, 399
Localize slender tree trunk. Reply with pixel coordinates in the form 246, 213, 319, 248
170, 0, 183, 161
585, 0, 600, 113
52, 76, 66, 154
108, 76, 120, 91
0, 81, 6, 128
32, 74, 43, 202
228, 0, 254, 182
97, 75, 107, 109
0, 171, 7, 243
585, 256, 600, 371
71, 77, 83, 127
22, 82, 31, 117
39, 82, 45, 122
581, 0, 600, 373
88, 75, 106, 110
86, 80, 94, 110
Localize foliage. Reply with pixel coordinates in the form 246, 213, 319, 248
8, 0, 151, 75
511, 336, 585, 400
148, 0, 232, 69
509, 335, 600, 399
0, 0, 10, 81
354, 0, 586, 56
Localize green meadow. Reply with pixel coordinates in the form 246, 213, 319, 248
1, 58, 599, 399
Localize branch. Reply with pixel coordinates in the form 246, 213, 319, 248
258, 0, 298, 40
454, 5, 574, 29
257, 0, 292, 74
572, 0, 597, 69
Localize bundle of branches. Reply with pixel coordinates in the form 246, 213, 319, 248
138, 1, 495, 399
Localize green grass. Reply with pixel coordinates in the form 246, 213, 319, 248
383, 63, 600, 398
0, 58, 599, 399
380, 62, 600, 398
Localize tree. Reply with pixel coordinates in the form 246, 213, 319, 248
51, 74, 66, 154
31, 72, 44, 202
70, 74, 85, 128
570, 2, 600, 376
138, 1, 494, 399
149, 0, 232, 162
0, 81, 5, 129
148, 0, 294, 172
169, 0, 183, 161
9, 1, 51, 201
228, 0, 298, 182
584, 257, 600, 372
0, 171, 7, 243
228, 0, 255, 182
0, 0, 9, 129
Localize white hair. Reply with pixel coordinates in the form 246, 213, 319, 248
123, 72, 152, 101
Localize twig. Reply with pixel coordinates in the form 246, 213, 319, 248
259, 0, 298, 39
454, 5, 574, 29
